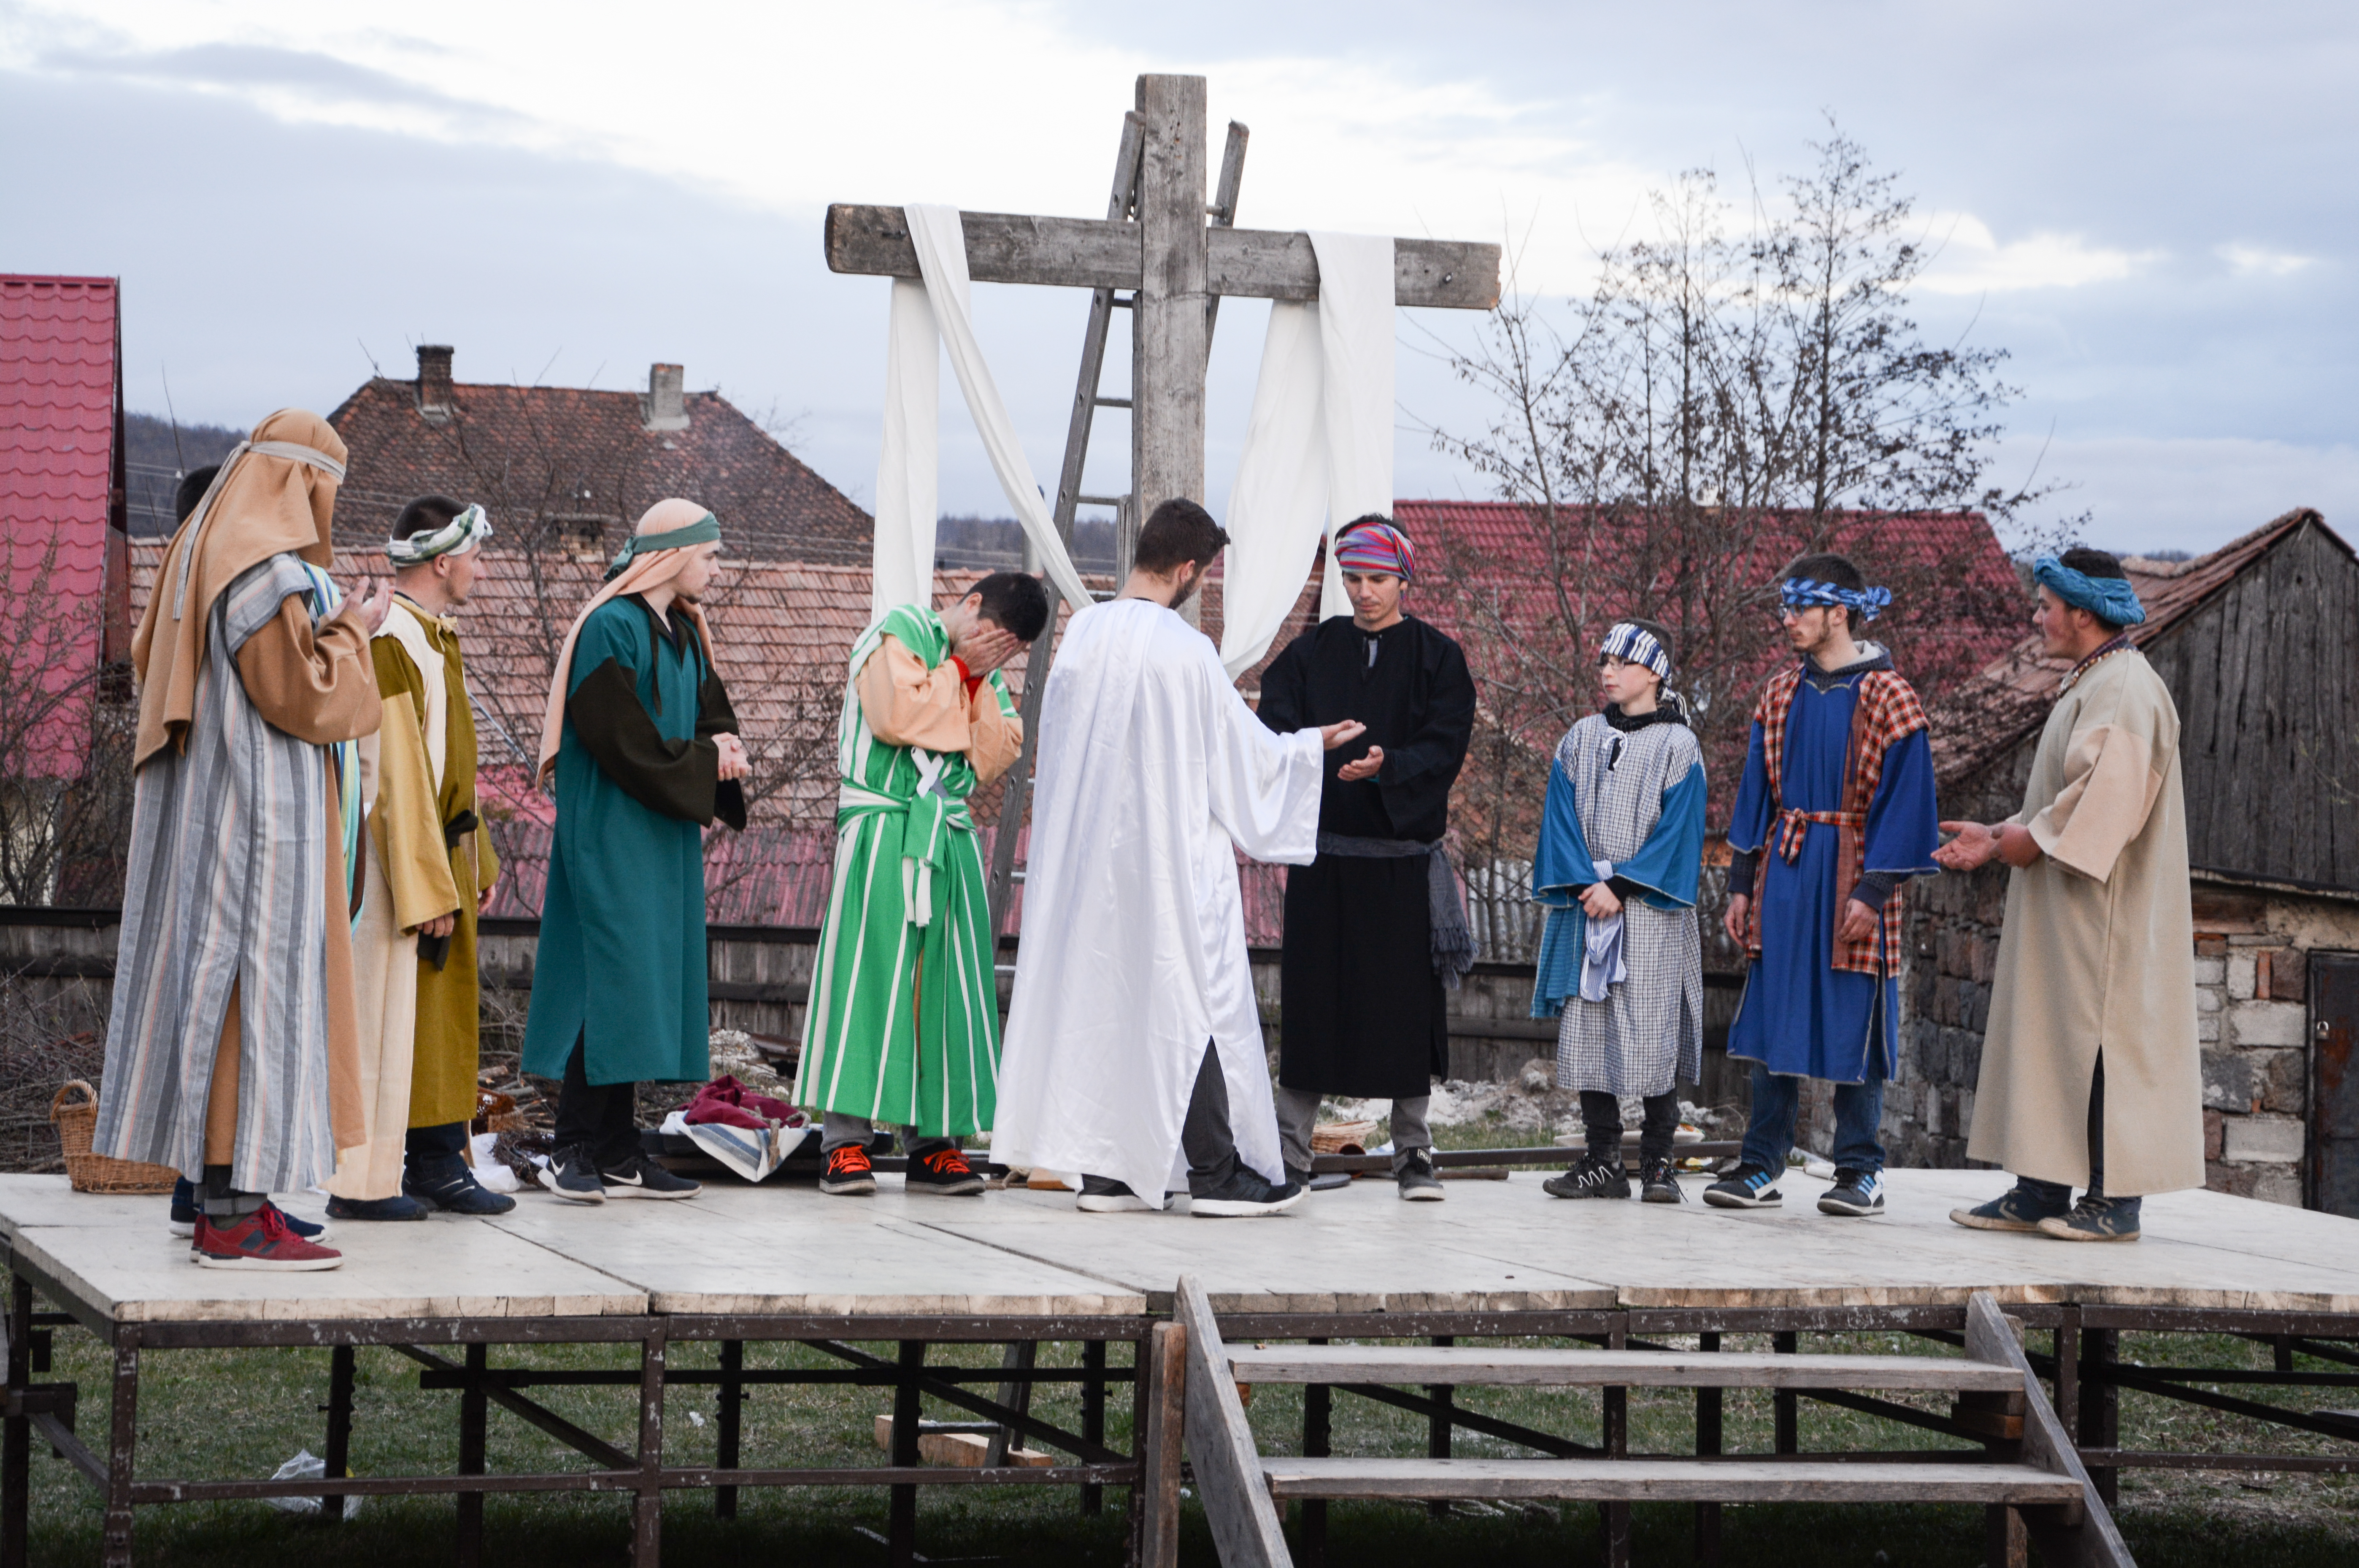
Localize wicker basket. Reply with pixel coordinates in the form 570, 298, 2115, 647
50, 1081, 179, 1195
1310, 1119, 1378, 1156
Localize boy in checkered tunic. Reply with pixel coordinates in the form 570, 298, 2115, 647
1529, 619, 1708, 1203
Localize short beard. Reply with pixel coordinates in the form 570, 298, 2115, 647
1168, 562, 1208, 610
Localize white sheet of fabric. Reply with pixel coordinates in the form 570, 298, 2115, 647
993, 598, 1326, 1206
1578, 859, 1629, 1003
871, 205, 1092, 621
1218, 233, 1396, 678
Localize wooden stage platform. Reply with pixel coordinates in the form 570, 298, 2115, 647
3, 1168, 2356, 1567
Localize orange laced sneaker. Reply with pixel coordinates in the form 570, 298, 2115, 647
819, 1142, 877, 1197
905, 1146, 986, 1197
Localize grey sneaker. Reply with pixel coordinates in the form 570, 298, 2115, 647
1638, 1156, 1684, 1204
1396, 1149, 1445, 1202
2037, 1195, 2141, 1243
597, 1150, 702, 1200
1950, 1180, 2070, 1233
1542, 1154, 1630, 1200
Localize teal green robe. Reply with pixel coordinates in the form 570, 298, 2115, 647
523, 596, 743, 1086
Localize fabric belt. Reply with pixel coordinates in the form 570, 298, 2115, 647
1774, 806, 1864, 862
1313, 832, 1475, 988
837, 754, 972, 929
1579, 858, 1627, 1002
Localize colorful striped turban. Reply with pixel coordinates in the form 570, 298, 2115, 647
1333, 519, 1416, 583
2033, 554, 2146, 626
1781, 576, 1891, 621
1600, 621, 1671, 678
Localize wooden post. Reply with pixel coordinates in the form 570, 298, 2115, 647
1137, 1321, 1186, 1568
1129, 73, 1209, 556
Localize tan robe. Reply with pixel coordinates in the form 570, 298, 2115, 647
1967, 648, 2205, 1195
855, 633, 1022, 784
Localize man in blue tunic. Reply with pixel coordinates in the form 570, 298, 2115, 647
523, 500, 750, 1203
1706, 555, 1940, 1218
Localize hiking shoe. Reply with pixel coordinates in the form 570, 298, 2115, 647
1638, 1156, 1685, 1204
1542, 1154, 1630, 1200
819, 1143, 878, 1196
2037, 1195, 2141, 1243
536, 1144, 607, 1204
1817, 1169, 1885, 1217
1396, 1149, 1445, 1201
192, 1204, 343, 1271
905, 1146, 987, 1196
1076, 1176, 1152, 1213
599, 1150, 701, 1200
326, 1192, 430, 1222
1950, 1181, 2070, 1233
405, 1160, 518, 1216
169, 1177, 332, 1240
1189, 1169, 1305, 1218
1702, 1164, 1783, 1209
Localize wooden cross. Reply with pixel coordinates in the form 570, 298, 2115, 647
824, 72, 1502, 539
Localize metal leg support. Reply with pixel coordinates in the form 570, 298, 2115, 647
322, 1345, 355, 1522
1600, 1319, 1629, 1568
102, 1332, 137, 1568
634, 1327, 666, 1567
3, 1276, 30, 1568
1694, 1329, 1722, 1568
457, 1342, 487, 1568
889, 1340, 924, 1568
1080, 1340, 1106, 1517
716, 1340, 742, 1520
2083, 1327, 2119, 1510
1425, 1334, 1453, 1520
1300, 1337, 1329, 1568
1773, 1331, 1799, 1454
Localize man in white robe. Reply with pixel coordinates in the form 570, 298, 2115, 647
994, 500, 1365, 1215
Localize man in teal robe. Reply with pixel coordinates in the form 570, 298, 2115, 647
523, 502, 748, 1202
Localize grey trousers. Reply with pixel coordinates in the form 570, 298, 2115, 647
1274, 1084, 1431, 1178
820, 1112, 953, 1157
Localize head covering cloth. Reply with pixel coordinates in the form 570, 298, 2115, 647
131, 408, 349, 767
1781, 576, 1891, 622
2033, 554, 2146, 627
1599, 621, 1672, 680
386, 502, 494, 566
1332, 519, 1417, 583
533, 498, 724, 787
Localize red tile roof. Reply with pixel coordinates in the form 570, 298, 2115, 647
326, 370, 873, 566
1, 275, 126, 780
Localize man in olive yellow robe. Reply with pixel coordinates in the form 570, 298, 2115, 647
328, 495, 512, 1219
1939, 549, 2204, 1242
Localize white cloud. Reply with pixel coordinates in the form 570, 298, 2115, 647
1996, 433, 2359, 555
2219, 243, 2316, 278
1918, 213, 2156, 295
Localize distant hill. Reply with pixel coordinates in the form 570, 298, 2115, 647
123, 411, 244, 536
935, 514, 1118, 573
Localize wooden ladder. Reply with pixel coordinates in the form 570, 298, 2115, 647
1171, 1277, 2133, 1568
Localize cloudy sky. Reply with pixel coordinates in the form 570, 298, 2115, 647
6, 0, 2354, 554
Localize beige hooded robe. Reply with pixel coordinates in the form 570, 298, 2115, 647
1966, 646, 2205, 1195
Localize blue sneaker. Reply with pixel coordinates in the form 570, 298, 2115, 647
1817, 1169, 1885, 1217
170, 1178, 332, 1241
2037, 1194, 2141, 1243
1702, 1163, 1783, 1210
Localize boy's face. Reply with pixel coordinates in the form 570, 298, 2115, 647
1597, 653, 1659, 708
1343, 570, 1404, 629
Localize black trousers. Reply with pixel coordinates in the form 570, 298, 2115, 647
1581, 1090, 1681, 1165
554, 1037, 640, 1168
1085, 1040, 1239, 1198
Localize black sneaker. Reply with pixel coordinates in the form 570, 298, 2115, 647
1542, 1154, 1630, 1199
1189, 1169, 1305, 1218
599, 1149, 702, 1200
1949, 1181, 2069, 1233
536, 1144, 606, 1204
819, 1143, 878, 1196
1817, 1168, 1885, 1217
2037, 1194, 2141, 1243
405, 1158, 518, 1216
1396, 1149, 1445, 1202
325, 1192, 430, 1222
1638, 1156, 1684, 1204
1702, 1163, 1783, 1209
905, 1146, 987, 1196
1076, 1175, 1152, 1213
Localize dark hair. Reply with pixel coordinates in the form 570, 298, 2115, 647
173, 465, 220, 524
1781, 551, 1867, 630
1336, 512, 1392, 541
2055, 546, 2129, 631
970, 571, 1051, 643
1134, 498, 1229, 574
395, 494, 465, 539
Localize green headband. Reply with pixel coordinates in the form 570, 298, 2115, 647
604, 513, 721, 581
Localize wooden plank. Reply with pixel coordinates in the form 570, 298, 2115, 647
1175, 1275, 1291, 1568
1257, 1457, 2086, 1504
1131, 72, 1211, 531
1226, 1344, 2022, 1392
1137, 1322, 1184, 1568
1966, 1292, 2134, 1568
823, 208, 1501, 310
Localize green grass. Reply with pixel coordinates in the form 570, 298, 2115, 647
12, 1282, 2355, 1566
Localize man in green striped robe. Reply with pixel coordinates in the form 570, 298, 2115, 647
797, 573, 1050, 1196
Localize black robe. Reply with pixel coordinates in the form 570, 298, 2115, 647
1256, 614, 1476, 1098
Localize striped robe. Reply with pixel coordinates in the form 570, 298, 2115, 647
796, 605, 1017, 1138
97, 555, 375, 1192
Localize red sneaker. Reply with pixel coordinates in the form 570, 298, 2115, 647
819, 1143, 877, 1196
905, 1146, 986, 1197
192, 1203, 345, 1271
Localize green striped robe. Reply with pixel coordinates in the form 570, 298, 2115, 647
797, 605, 1015, 1135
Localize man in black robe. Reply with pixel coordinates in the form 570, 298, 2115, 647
1256, 516, 1477, 1199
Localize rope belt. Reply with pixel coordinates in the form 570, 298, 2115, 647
1774, 806, 1865, 862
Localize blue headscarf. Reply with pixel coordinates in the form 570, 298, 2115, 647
2033, 554, 2146, 627
1781, 576, 1891, 622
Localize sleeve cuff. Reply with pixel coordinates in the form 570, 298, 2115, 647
1727, 849, 1758, 901
1848, 871, 1898, 911
948, 655, 984, 697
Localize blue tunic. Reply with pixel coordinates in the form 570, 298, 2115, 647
1724, 656, 1939, 1082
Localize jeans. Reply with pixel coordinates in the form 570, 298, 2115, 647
2017, 1054, 2141, 1223
553, 1037, 641, 1169
820, 1112, 952, 1159
1738, 1058, 1886, 1176
1273, 1084, 1431, 1178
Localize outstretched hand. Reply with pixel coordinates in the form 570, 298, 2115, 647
1317, 720, 1367, 752
340, 576, 395, 635
1935, 820, 1997, 871
1337, 744, 1385, 782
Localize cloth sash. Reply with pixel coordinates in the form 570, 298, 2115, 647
838, 756, 971, 930
1774, 806, 1866, 863
1313, 831, 1475, 988
1576, 859, 1628, 1002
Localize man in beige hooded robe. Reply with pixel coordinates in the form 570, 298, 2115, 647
1937, 549, 2204, 1242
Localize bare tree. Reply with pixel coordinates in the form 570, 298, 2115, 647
0, 535, 134, 908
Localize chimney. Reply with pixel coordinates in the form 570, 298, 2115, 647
416, 344, 455, 423
641, 362, 689, 431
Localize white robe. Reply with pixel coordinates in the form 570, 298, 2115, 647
993, 597, 1326, 1207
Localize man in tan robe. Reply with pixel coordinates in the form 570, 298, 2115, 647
327, 495, 511, 1220
1937, 549, 2204, 1241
